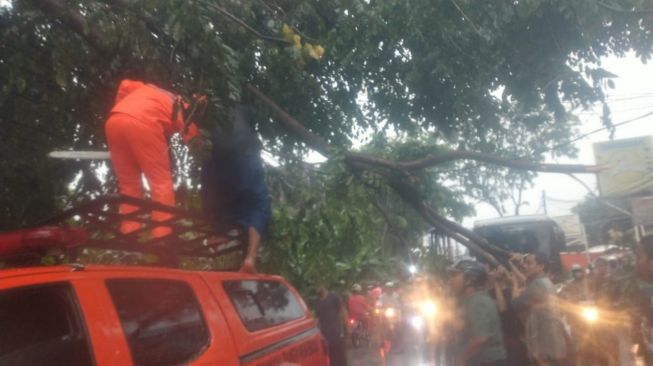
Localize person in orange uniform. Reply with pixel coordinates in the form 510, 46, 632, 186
105, 79, 201, 238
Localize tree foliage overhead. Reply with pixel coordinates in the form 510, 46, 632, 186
2, 0, 652, 274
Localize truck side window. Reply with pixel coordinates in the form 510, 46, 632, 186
0, 282, 94, 366
106, 279, 209, 366
224, 280, 305, 332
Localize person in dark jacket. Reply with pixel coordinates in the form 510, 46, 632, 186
201, 105, 271, 273
315, 285, 348, 366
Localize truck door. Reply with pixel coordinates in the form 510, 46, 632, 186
208, 277, 329, 366
0, 274, 100, 366
98, 271, 240, 366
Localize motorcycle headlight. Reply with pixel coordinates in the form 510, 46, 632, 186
384, 307, 396, 318
409, 315, 424, 330
419, 301, 438, 318
581, 307, 599, 323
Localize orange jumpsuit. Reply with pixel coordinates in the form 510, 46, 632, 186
105, 79, 198, 238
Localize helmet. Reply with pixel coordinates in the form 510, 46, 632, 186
450, 259, 487, 287
571, 264, 583, 272
351, 283, 362, 292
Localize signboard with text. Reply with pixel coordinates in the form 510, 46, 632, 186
593, 136, 653, 197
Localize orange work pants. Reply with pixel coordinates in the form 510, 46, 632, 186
105, 113, 174, 238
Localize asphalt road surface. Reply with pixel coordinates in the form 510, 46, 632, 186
346, 343, 646, 366
347, 342, 443, 366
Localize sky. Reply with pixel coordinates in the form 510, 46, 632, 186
468, 52, 653, 226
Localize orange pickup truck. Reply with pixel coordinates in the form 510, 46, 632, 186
0, 196, 329, 366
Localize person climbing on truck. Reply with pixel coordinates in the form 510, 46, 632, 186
201, 104, 272, 273
105, 79, 205, 238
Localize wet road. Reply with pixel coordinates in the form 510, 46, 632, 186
347, 342, 646, 366
347, 345, 381, 366
347, 342, 442, 366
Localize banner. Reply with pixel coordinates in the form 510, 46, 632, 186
593, 136, 653, 197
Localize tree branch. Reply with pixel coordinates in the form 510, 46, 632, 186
247, 84, 504, 264
566, 173, 633, 218
246, 84, 331, 154
381, 174, 503, 266
198, 0, 291, 45
32, 0, 111, 55
598, 1, 653, 13
102, 0, 178, 48
348, 150, 599, 174
449, 0, 484, 38
258, 0, 320, 44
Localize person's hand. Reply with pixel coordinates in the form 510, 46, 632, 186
495, 266, 508, 284
506, 271, 518, 285
488, 268, 500, 286
509, 253, 524, 264
187, 135, 205, 152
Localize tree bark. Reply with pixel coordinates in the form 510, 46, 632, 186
246, 84, 331, 154
382, 174, 503, 266
348, 150, 600, 174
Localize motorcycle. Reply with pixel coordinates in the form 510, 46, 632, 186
568, 301, 615, 366
377, 305, 401, 357
403, 300, 438, 364
349, 313, 370, 348
376, 300, 438, 360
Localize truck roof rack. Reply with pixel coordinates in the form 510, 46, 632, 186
0, 195, 245, 270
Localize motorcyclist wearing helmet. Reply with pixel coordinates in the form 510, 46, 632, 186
449, 259, 507, 366
559, 264, 590, 303
378, 281, 401, 309
348, 283, 372, 326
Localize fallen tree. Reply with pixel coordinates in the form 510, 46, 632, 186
11, 0, 644, 268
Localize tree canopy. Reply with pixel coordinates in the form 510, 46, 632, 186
2, 0, 653, 284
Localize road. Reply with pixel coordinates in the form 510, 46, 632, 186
346, 343, 646, 366
347, 345, 381, 366
347, 343, 444, 366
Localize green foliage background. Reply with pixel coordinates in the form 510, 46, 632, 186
2, 0, 652, 289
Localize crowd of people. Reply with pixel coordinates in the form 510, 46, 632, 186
313, 236, 653, 366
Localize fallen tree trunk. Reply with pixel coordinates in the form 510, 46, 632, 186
247, 84, 510, 265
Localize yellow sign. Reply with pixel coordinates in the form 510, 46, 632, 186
593, 136, 653, 197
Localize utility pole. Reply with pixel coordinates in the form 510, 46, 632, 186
542, 190, 548, 215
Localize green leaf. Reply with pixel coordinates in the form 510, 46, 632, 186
55, 68, 67, 88
15, 78, 26, 93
